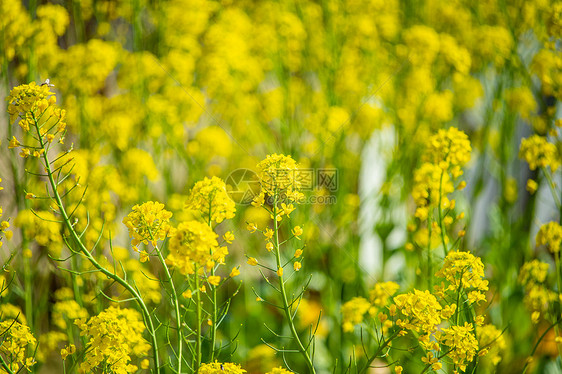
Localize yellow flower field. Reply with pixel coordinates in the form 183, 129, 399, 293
0, 0, 561, 373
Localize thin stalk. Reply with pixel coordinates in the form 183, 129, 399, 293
207, 209, 217, 362
522, 317, 562, 374
542, 168, 561, 209
210, 270, 218, 361
427, 210, 433, 290
420, 347, 455, 374
194, 264, 202, 372
71, 254, 83, 308
0, 353, 14, 374
359, 329, 401, 374
154, 243, 182, 373
554, 252, 562, 357
31, 115, 161, 373
455, 274, 464, 326
23, 256, 32, 331
273, 195, 316, 373
438, 170, 448, 255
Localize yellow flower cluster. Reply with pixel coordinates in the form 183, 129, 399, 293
36, 331, 67, 363
0, 303, 26, 325
52, 299, 89, 329
532, 44, 562, 102
536, 221, 562, 253
255, 154, 304, 203
341, 282, 400, 332
123, 201, 173, 248
369, 281, 400, 308
7, 82, 67, 157
185, 176, 236, 223
56, 39, 121, 96
0, 320, 36, 372
518, 259, 556, 318
120, 148, 160, 186
60, 344, 76, 360
438, 323, 479, 372
412, 163, 454, 221
341, 297, 372, 332
7, 82, 56, 122
477, 324, 506, 368
166, 220, 223, 275
390, 252, 492, 368
519, 135, 560, 171
435, 250, 489, 304
76, 306, 150, 374
198, 361, 246, 373
423, 127, 472, 176
518, 259, 549, 285
394, 289, 442, 334
410, 127, 470, 225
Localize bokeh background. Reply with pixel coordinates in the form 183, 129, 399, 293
1, 0, 561, 372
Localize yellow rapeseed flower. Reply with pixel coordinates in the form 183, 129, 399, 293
199, 361, 246, 373
424, 127, 472, 174
166, 220, 220, 275
185, 176, 236, 223
208, 275, 221, 286
256, 154, 304, 202
519, 135, 560, 171
439, 323, 479, 372
123, 201, 173, 248
0, 320, 36, 372
536, 221, 562, 253
341, 297, 371, 332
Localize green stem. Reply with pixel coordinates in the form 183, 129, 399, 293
554, 251, 562, 306
210, 273, 217, 362
194, 264, 202, 372
522, 317, 562, 374
420, 347, 455, 374
427, 211, 433, 290
542, 167, 561, 209
207, 211, 217, 362
438, 170, 448, 255
154, 244, 182, 373
23, 256, 32, 331
70, 254, 83, 309
273, 196, 316, 373
554, 252, 562, 357
31, 115, 161, 373
71, 1, 85, 43
359, 329, 401, 374
455, 280, 463, 326
0, 353, 14, 374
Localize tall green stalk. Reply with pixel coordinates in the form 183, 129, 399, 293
272, 194, 316, 373
31, 115, 161, 374
207, 210, 218, 362
153, 242, 182, 374
194, 263, 202, 372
